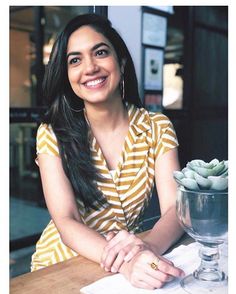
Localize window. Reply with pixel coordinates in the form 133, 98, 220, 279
163, 7, 185, 109
10, 6, 95, 277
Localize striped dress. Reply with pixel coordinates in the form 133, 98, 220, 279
31, 103, 178, 271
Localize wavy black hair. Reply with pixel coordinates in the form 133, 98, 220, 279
42, 13, 143, 211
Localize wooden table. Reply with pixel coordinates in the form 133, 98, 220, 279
10, 232, 192, 294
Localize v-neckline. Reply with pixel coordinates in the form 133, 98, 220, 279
88, 103, 150, 183
90, 110, 131, 183
88, 103, 137, 183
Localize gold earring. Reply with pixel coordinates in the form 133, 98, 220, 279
121, 75, 125, 100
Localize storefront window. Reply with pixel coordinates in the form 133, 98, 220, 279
10, 5, 93, 278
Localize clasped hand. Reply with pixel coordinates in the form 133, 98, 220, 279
100, 230, 184, 290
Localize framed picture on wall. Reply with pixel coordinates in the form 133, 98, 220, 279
142, 12, 167, 47
144, 48, 164, 91
144, 93, 162, 112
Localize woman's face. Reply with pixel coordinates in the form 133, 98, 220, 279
67, 25, 123, 106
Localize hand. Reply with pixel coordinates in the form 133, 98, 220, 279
101, 230, 150, 273
119, 250, 185, 290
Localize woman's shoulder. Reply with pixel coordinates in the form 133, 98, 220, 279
147, 111, 171, 125
36, 123, 59, 157
127, 102, 173, 129
147, 111, 177, 139
136, 105, 173, 129
37, 123, 57, 139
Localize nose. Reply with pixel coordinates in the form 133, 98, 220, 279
84, 56, 99, 75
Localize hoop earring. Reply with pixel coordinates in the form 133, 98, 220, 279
63, 95, 83, 113
120, 75, 125, 100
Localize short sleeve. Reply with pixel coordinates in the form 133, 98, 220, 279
151, 113, 179, 160
35, 124, 60, 164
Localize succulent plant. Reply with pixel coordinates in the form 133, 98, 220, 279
173, 159, 228, 191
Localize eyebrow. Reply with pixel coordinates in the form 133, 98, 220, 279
67, 42, 111, 59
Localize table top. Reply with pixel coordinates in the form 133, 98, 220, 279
10, 232, 192, 294
10, 252, 112, 294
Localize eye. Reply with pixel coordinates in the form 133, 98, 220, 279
96, 49, 109, 57
68, 57, 80, 65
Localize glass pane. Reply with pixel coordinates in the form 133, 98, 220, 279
163, 7, 185, 109
10, 6, 93, 108
163, 63, 183, 109
10, 7, 36, 107
43, 6, 92, 65
10, 122, 50, 277
10, 123, 50, 236
10, 6, 94, 278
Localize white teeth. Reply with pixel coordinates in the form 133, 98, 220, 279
85, 78, 105, 87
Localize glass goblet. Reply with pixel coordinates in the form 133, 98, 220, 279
176, 187, 228, 294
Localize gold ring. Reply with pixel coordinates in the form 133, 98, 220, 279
150, 259, 159, 271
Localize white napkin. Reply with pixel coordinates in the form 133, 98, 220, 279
80, 242, 228, 294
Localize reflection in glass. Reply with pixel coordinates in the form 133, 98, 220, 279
43, 6, 92, 65
163, 63, 183, 109
10, 6, 93, 108
10, 6, 94, 277
163, 7, 185, 110
10, 7, 35, 107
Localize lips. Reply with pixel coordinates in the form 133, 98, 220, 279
83, 77, 107, 88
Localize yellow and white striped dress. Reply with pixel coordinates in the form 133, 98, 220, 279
31, 103, 178, 271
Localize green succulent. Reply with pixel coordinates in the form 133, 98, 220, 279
173, 159, 228, 191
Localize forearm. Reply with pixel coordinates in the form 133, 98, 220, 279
142, 205, 184, 255
55, 217, 107, 263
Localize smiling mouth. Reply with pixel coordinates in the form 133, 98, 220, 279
83, 77, 107, 88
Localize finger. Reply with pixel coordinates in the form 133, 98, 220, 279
101, 235, 123, 267
110, 242, 145, 272
101, 242, 116, 268
102, 242, 125, 270
102, 233, 144, 270
147, 266, 174, 283
111, 242, 148, 272
110, 248, 127, 273
160, 255, 174, 266
103, 240, 145, 270
157, 259, 185, 278
138, 273, 164, 289
105, 230, 130, 250
105, 231, 117, 242
103, 240, 130, 270
101, 247, 117, 270
124, 244, 143, 262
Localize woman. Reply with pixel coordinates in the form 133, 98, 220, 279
31, 13, 185, 289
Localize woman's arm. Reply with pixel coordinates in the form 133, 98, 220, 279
38, 153, 107, 263
118, 148, 185, 289
101, 148, 184, 276
142, 147, 184, 255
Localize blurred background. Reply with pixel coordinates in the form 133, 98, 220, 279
10, 6, 228, 278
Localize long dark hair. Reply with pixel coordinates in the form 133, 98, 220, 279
42, 13, 143, 211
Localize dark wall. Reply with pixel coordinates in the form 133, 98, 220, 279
143, 6, 228, 230
167, 6, 228, 166
190, 7, 228, 162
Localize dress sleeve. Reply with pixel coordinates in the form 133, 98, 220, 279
35, 124, 60, 164
152, 114, 179, 160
